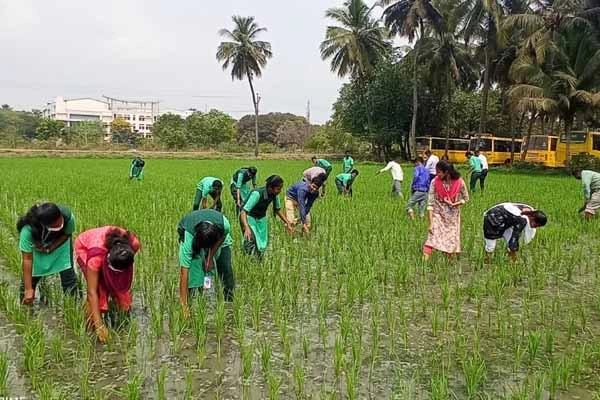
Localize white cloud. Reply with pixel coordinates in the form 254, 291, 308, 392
0, 0, 39, 33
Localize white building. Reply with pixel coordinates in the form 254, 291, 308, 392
103, 96, 159, 139
43, 97, 113, 133
160, 108, 196, 119
43, 95, 161, 140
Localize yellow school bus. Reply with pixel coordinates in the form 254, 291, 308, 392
556, 131, 600, 166
523, 135, 559, 167
469, 135, 523, 165
415, 136, 470, 164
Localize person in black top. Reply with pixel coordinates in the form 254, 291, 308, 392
483, 203, 547, 263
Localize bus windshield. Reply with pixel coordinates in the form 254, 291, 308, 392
470, 138, 492, 152
560, 132, 587, 143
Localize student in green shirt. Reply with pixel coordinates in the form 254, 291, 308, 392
17, 203, 79, 305
230, 166, 258, 214
178, 209, 234, 313
466, 151, 483, 192
193, 177, 223, 211
572, 169, 600, 220
335, 169, 359, 197
343, 151, 355, 173
311, 157, 333, 196
240, 175, 294, 257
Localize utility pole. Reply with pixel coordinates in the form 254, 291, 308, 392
254, 93, 261, 157
306, 100, 312, 148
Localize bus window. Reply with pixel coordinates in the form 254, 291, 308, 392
470, 138, 492, 151
593, 134, 600, 151
550, 138, 557, 151
560, 132, 587, 143
513, 141, 522, 153
494, 140, 513, 153
453, 140, 469, 151
528, 137, 548, 150
431, 138, 446, 150
416, 138, 431, 150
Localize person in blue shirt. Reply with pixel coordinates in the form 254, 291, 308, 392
406, 157, 430, 219
284, 177, 324, 235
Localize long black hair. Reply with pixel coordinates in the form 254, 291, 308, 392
265, 175, 284, 189
105, 229, 135, 270
16, 203, 62, 246
192, 222, 224, 258
436, 160, 461, 180
522, 210, 548, 227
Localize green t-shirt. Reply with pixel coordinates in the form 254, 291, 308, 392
197, 177, 222, 198
469, 156, 483, 173
316, 159, 332, 169
243, 188, 281, 218
19, 205, 75, 277
336, 173, 355, 186
343, 157, 354, 172
178, 210, 232, 289
232, 169, 257, 189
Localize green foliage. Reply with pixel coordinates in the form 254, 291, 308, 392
110, 118, 134, 145
304, 122, 360, 153
36, 118, 64, 141
569, 154, 600, 172
237, 113, 308, 146
186, 110, 236, 147
0, 108, 40, 141
68, 121, 105, 146
153, 113, 187, 150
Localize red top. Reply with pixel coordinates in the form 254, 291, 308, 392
75, 226, 140, 271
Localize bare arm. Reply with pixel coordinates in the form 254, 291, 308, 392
240, 210, 253, 240
212, 193, 221, 209
86, 269, 104, 332
22, 252, 34, 305
46, 234, 70, 252
201, 197, 208, 209
179, 267, 189, 307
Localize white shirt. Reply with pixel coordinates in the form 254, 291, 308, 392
424, 154, 439, 175
478, 154, 489, 170
379, 161, 403, 181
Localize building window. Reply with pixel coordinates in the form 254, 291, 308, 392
139, 116, 145, 122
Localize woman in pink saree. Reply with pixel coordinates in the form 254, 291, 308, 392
423, 161, 469, 260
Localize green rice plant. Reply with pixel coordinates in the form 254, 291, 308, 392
23, 318, 46, 386
333, 335, 344, 380
345, 365, 358, 400
572, 343, 586, 383
527, 331, 542, 366
123, 372, 144, 400
49, 333, 64, 363
157, 366, 167, 400
567, 315, 577, 342
462, 353, 486, 399
214, 297, 226, 360
431, 305, 440, 337
531, 371, 545, 400
548, 358, 560, 399
250, 288, 264, 332
513, 342, 526, 373
430, 371, 450, 400
260, 338, 272, 376
319, 316, 329, 351
184, 367, 193, 400
79, 358, 92, 400
578, 302, 588, 332
241, 343, 254, 384
340, 306, 352, 344
0, 350, 8, 396
293, 363, 305, 400
267, 372, 282, 400
302, 334, 309, 360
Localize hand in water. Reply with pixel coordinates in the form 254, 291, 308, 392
96, 325, 110, 343
244, 228, 253, 241
22, 289, 35, 305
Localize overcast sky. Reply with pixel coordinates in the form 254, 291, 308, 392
0, 0, 398, 124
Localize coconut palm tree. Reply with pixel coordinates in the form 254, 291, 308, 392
216, 16, 272, 157
320, 0, 389, 80
382, 0, 444, 158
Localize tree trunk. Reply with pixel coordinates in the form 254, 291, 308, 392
521, 114, 536, 161
565, 117, 573, 167
247, 73, 259, 157
479, 34, 491, 136
409, 25, 423, 159
444, 83, 453, 158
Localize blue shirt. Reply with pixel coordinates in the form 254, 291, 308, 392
411, 165, 430, 192
286, 182, 319, 224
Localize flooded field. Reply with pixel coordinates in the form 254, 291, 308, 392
0, 158, 599, 399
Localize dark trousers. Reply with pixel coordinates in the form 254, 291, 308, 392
193, 190, 222, 212
470, 171, 483, 192
19, 266, 79, 302
480, 169, 488, 190
335, 179, 352, 197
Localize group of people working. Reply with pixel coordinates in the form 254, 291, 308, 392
15, 152, 598, 343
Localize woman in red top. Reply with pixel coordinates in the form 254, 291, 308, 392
75, 226, 140, 342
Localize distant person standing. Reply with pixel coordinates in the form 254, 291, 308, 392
335, 169, 359, 197
466, 152, 483, 193
476, 150, 489, 190
572, 169, 600, 220
376, 156, 404, 197
312, 157, 333, 196
483, 203, 547, 263
230, 166, 258, 214
424, 150, 439, 182
193, 177, 223, 212
406, 157, 430, 219
343, 151, 355, 173
303, 166, 327, 184
285, 177, 324, 235
129, 157, 145, 181
423, 161, 469, 260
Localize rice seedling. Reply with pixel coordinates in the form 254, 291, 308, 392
462, 352, 486, 399
123, 372, 144, 400
293, 363, 305, 400
0, 350, 8, 396
260, 338, 273, 376
157, 366, 167, 400
267, 372, 282, 400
